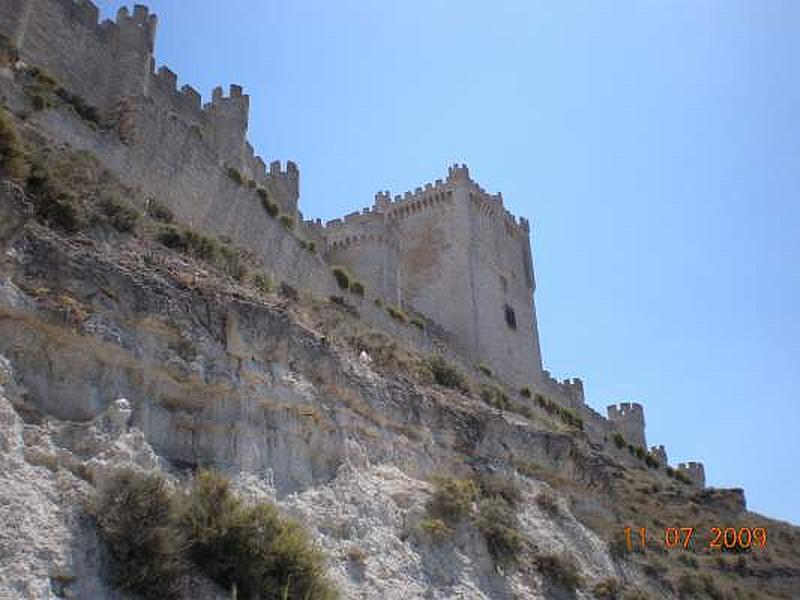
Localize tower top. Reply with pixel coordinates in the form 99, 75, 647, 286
447, 163, 470, 183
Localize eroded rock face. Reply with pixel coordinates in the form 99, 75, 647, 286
0, 221, 630, 598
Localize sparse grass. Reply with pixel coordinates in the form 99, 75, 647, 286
386, 304, 407, 322
419, 518, 451, 540
536, 553, 583, 592
279, 213, 295, 230
535, 394, 584, 430
426, 477, 477, 525
427, 355, 468, 393
96, 193, 139, 233
146, 198, 174, 223
0, 108, 30, 181
331, 266, 351, 291
480, 384, 511, 411
476, 495, 524, 568
93, 469, 184, 599
252, 272, 273, 294
612, 432, 626, 449
520, 385, 532, 399
592, 577, 621, 599
478, 363, 493, 377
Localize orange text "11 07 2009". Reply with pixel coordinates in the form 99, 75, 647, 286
624, 527, 767, 551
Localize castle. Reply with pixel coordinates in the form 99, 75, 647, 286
0, 0, 705, 485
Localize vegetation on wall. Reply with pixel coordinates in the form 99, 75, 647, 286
424, 474, 524, 569
93, 468, 338, 600
0, 108, 30, 181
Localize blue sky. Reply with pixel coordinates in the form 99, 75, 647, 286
96, 1, 800, 525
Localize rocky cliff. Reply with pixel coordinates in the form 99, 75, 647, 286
1, 42, 799, 600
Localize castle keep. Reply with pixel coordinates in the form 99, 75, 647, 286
307, 164, 545, 389
0, 0, 705, 484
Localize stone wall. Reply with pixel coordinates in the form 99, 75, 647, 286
607, 402, 646, 448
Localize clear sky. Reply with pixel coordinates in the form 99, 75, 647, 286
95, 1, 800, 525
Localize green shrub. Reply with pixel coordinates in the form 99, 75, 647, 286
592, 577, 621, 599
612, 432, 626, 449
535, 394, 584, 430
480, 384, 511, 411
350, 280, 365, 296
373, 297, 383, 307
35, 187, 83, 233
97, 194, 139, 233
427, 355, 467, 392
55, 87, 100, 125
475, 473, 520, 508
183, 229, 218, 261
536, 553, 583, 592
675, 470, 692, 485
386, 304, 407, 322
478, 363, 493, 377
634, 446, 647, 461
419, 518, 451, 540
0, 108, 29, 181
306, 240, 316, 253
520, 386, 532, 399
227, 166, 243, 185
218, 243, 248, 281
181, 470, 337, 600
426, 477, 477, 525
252, 272, 273, 294
477, 496, 523, 568
146, 198, 174, 223
157, 225, 186, 250
279, 213, 295, 230
410, 316, 424, 330
644, 454, 660, 469
93, 469, 184, 599
259, 189, 280, 217
331, 266, 351, 291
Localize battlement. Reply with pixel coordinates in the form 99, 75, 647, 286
447, 163, 471, 182
607, 402, 644, 422
678, 462, 706, 487
650, 445, 668, 466
114, 4, 157, 49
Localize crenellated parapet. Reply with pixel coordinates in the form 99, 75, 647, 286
607, 402, 646, 448
678, 461, 706, 488
540, 371, 586, 409
650, 445, 668, 466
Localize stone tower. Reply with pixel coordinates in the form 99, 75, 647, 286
607, 402, 646, 448
320, 164, 545, 390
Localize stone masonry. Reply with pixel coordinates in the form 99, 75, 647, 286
0, 0, 707, 486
